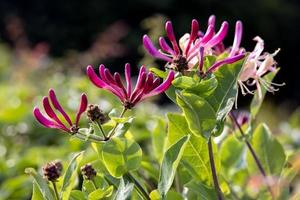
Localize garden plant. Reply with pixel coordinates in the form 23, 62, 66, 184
25, 15, 296, 200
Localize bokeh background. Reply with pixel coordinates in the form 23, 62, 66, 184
0, 0, 299, 199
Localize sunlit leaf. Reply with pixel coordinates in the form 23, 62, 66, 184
102, 138, 142, 178
158, 135, 190, 198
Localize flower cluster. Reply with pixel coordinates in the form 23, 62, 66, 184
143, 15, 245, 74
238, 36, 283, 99
33, 89, 88, 134
86, 63, 174, 109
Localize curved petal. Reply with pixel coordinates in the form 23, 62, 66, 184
86, 65, 125, 101
142, 70, 175, 99
165, 21, 180, 55
43, 97, 69, 130
206, 21, 229, 48
48, 89, 73, 126
75, 94, 88, 127
159, 37, 176, 56
207, 53, 245, 73
33, 107, 68, 132
125, 63, 132, 97
185, 19, 199, 55
229, 21, 243, 57
208, 15, 216, 27
143, 35, 172, 62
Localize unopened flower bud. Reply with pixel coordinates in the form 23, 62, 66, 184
43, 161, 62, 182
81, 163, 97, 180
87, 104, 108, 124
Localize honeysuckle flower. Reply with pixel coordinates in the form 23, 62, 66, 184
86, 63, 175, 109
200, 20, 245, 74
238, 36, 283, 99
143, 16, 245, 75
33, 89, 88, 134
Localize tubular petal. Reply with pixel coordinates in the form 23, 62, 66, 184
33, 107, 68, 131
159, 37, 176, 55
207, 54, 245, 73
165, 21, 180, 55
185, 19, 199, 56
142, 70, 175, 99
206, 21, 229, 48
229, 21, 243, 57
75, 94, 88, 126
48, 89, 73, 126
143, 35, 172, 62
42, 97, 68, 130
87, 66, 125, 100
125, 63, 132, 97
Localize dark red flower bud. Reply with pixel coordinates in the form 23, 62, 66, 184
81, 163, 97, 180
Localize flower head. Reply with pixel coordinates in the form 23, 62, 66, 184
143, 16, 245, 74
33, 89, 88, 134
43, 160, 63, 182
86, 63, 175, 109
238, 36, 283, 99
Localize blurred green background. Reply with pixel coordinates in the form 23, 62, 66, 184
0, 0, 299, 199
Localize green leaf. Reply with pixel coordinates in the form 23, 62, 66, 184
61, 152, 84, 200
151, 117, 167, 162
88, 186, 114, 200
25, 168, 55, 200
176, 92, 216, 139
166, 113, 218, 185
70, 190, 87, 200
246, 123, 286, 175
220, 134, 244, 174
102, 137, 142, 178
172, 76, 198, 89
184, 180, 217, 200
82, 180, 96, 194
165, 85, 177, 104
206, 58, 245, 123
113, 178, 134, 200
158, 135, 190, 198
150, 67, 168, 78
250, 68, 280, 118
31, 182, 45, 200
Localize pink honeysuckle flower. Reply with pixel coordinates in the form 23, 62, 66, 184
199, 20, 245, 74
238, 36, 283, 99
143, 16, 245, 74
86, 63, 175, 109
143, 16, 231, 71
33, 89, 88, 134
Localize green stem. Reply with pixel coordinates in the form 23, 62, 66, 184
96, 120, 107, 140
229, 112, 275, 199
126, 173, 150, 200
208, 137, 223, 200
74, 132, 105, 143
51, 181, 59, 200
107, 107, 127, 138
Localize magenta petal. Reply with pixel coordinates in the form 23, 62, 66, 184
143, 35, 172, 62
165, 21, 180, 55
185, 19, 199, 56
142, 70, 175, 99
87, 65, 108, 88
75, 94, 88, 127
33, 107, 68, 131
86, 65, 125, 101
130, 72, 147, 101
159, 37, 176, 56
208, 15, 216, 27
207, 54, 245, 73
229, 21, 243, 57
206, 21, 229, 48
125, 63, 132, 97
43, 97, 69, 130
114, 72, 128, 98
198, 47, 205, 72
48, 89, 73, 126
